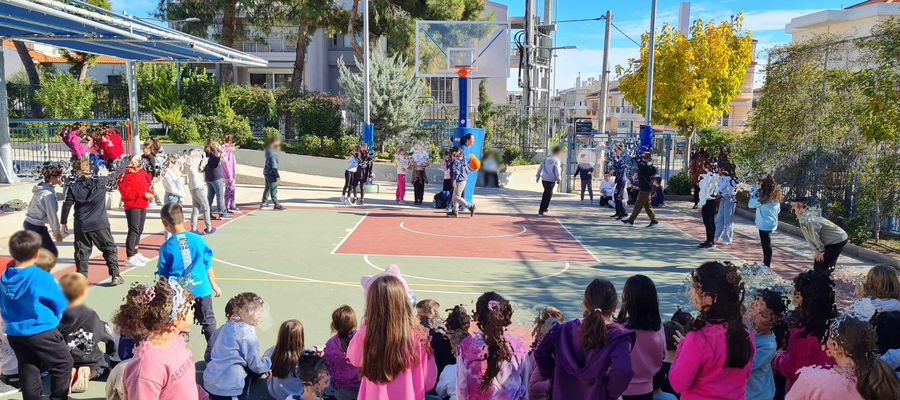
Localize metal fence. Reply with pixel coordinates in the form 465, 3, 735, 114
9, 119, 129, 179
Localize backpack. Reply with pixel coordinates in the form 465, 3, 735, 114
432, 191, 449, 209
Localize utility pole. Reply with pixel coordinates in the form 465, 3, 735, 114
524, 0, 534, 113
598, 10, 612, 133
644, 0, 658, 125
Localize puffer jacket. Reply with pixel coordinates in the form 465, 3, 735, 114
118, 166, 152, 210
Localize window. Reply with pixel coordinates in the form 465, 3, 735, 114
107, 75, 123, 85
275, 74, 293, 88
427, 77, 454, 105
250, 74, 267, 87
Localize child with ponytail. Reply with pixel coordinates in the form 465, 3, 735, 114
456, 292, 529, 400
774, 270, 837, 391
534, 278, 635, 400
617, 275, 665, 400
348, 268, 437, 399
786, 316, 900, 400
114, 278, 208, 400
669, 261, 755, 400
324, 305, 361, 400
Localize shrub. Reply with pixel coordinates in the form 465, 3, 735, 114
169, 118, 199, 144
338, 135, 359, 157
277, 90, 342, 139
190, 114, 253, 146
35, 73, 94, 118
502, 145, 522, 166
322, 137, 337, 157
228, 84, 277, 127
262, 127, 281, 143
665, 172, 692, 195
846, 214, 872, 245
298, 134, 322, 155
139, 121, 150, 141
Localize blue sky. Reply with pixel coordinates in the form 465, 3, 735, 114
111, 0, 849, 91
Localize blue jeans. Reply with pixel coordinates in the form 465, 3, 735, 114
715, 197, 735, 244
206, 179, 229, 218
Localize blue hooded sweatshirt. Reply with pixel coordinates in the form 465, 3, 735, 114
0, 265, 68, 336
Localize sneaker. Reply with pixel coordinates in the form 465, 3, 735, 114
698, 242, 710, 248
70, 366, 91, 393
259, 203, 267, 210
273, 205, 285, 211
537, 213, 545, 217
615, 215, 625, 220
590, 200, 594, 205
447, 212, 458, 218
204, 228, 217, 235
135, 253, 150, 263
646, 221, 658, 228
622, 219, 634, 226
341, 197, 349, 205
692, 205, 698, 210
110, 276, 125, 287
125, 256, 146, 268
720, 241, 731, 246
220, 214, 233, 220
190, 230, 204, 236
608, 214, 620, 218
469, 204, 476, 217
229, 208, 241, 214
359, 199, 365, 206
0, 381, 18, 396
705, 244, 717, 250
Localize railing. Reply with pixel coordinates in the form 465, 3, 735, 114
9, 119, 129, 178
718, 118, 749, 127
607, 106, 638, 115
234, 38, 297, 53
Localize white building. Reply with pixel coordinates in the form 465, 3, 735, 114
786, 0, 900, 41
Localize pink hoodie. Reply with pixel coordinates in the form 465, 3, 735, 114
773, 327, 835, 392
61, 128, 86, 159
669, 323, 755, 400
784, 366, 863, 400
123, 335, 209, 400
347, 324, 438, 400
622, 328, 666, 396
221, 144, 237, 181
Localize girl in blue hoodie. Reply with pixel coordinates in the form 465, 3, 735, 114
534, 278, 635, 400
1, 230, 72, 400
748, 175, 782, 267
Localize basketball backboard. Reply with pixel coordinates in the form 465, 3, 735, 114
415, 21, 511, 78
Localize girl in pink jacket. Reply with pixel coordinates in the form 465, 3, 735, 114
670, 261, 755, 400
61, 124, 87, 159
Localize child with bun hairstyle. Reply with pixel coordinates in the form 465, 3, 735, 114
348, 266, 437, 399
456, 292, 529, 400
616, 275, 665, 400
114, 277, 208, 400
534, 279, 635, 400
669, 261, 755, 400
324, 305, 361, 400
786, 316, 900, 400
527, 307, 564, 400
773, 270, 837, 391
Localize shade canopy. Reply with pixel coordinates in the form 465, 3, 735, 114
0, 0, 267, 66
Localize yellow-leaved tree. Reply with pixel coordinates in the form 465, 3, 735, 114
616, 14, 753, 170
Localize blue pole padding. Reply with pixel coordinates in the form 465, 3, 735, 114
362, 122, 374, 157
452, 127, 484, 204
639, 124, 654, 152
458, 77, 469, 128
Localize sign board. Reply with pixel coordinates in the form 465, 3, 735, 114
575, 120, 593, 133
617, 120, 634, 133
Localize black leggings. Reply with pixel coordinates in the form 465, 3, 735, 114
701, 201, 717, 244
124, 208, 147, 257
814, 239, 848, 275
343, 170, 357, 197
759, 230, 773, 266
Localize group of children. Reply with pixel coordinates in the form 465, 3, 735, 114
392, 143, 431, 206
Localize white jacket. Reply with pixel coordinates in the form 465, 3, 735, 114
162, 169, 187, 199
697, 172, 719, 208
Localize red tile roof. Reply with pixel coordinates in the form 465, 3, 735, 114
2, 40, 124, 64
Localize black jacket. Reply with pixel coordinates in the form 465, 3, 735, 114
61, 175, 112, 234
57, 305, 116, 371
637, 160, 657, 192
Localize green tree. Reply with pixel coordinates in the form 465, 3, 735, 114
695, 126, 736, 149
35, 73, 95, 119
476, 80, 497, 148
616, 14, 753, 171
60, 0, 112, 83
338, 50, 425, 148
149, 78, 182, 136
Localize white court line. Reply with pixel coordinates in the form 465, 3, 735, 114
330, 212, 369, 255
399, 222, 528, 239
364, 255, 570, 284
554, 218, 601, 263
334, 252, 594, 263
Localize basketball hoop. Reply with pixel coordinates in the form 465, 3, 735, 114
451, 66, 473, 78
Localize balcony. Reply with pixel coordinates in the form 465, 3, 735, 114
234, 38, 297, 53
718, 118, 748, 127
607, 106, 639, 117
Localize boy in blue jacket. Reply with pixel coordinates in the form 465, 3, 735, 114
1, 230, 73, 400
156, 203, 222, 342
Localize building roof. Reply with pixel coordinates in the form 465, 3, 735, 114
786, 2, 900, 34
847, 0, 896, 9
2, 40, 124, 64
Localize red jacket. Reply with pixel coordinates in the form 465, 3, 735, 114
118, 167, 152, 210
101, 132, 124, 160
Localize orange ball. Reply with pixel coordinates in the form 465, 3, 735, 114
468, 154, 481, 171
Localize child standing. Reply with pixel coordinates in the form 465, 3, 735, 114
162, 154, 187, 241
713, 166, 737, 245
205, 139, 231, 219
157, 203, 222, 342
324, 305, 361, 400
669, 261, 755, 400
616, 275, 665, 400
773, 270, 837, 391
342, 147, 360, 205
184, 149, 215, 235
744, 289, 788, 400
348, 274, 437, 400
0, 231, 72, 400
264, 320, 306, 400
441, 151, 453, 211
786, 317, 900, 400
574, 154, 594, 205
790, 197, 849, 275
534, 278, 635, 399
456, 292, 529, 400
118, 155, 154, 268
58, 273, 116, 393
355, 143, 373, 206
221, 134, 239, 214
204, 292, 272, 400
695, 163, 720, 249
23, 164, 63, 257
395, 146, 409, 204
261, 137, 284, 211
535, 146, 562, 217
0, 319, 20, 396
748, 175, 782, 267
114, 278, 208, 400
411, 142, 431, 204
448, 147, 476, 218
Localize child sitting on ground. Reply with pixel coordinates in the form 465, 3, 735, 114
264, 320, 306, 400
744, 289, 788, 400
658, 320, 683, 396
528, 307, 564, 400
862, 264, 900, 313
0, 231, 72, 400
58, 272, 116, 393
157, 203, 221, 342
457, 292, 529, 400
205, 300, 235, 364
417, 299, 455, 378
291, 351, 332, 400
436, 329, 473, 400
324, 305, 361, 400
204, 292, 272, 400
35, 248, 56, 272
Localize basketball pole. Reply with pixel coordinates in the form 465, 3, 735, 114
362, 0, 374, 157
645, 0, 657, 126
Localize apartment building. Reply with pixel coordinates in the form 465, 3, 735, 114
786, 0, 900, 41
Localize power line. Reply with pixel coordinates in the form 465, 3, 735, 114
611, 22, 641, 47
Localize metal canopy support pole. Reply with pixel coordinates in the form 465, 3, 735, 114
599, 10, 612, 133
645, 0, 657, 125
0, 48, 17, 183
125, 60, 140, 155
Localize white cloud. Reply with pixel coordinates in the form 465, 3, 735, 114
506, 47, 640, 92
